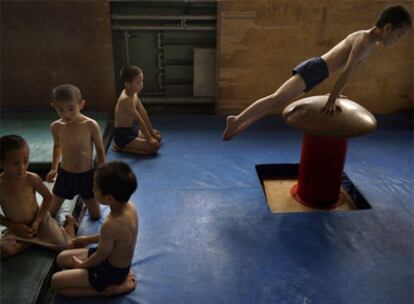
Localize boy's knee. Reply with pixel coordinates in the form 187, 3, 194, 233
1, 243, 27, 259
89, 214, 101, 221
56, 251, 75, 268
56, 252, 66, 267
85, 200, 101, 220
1, 246, 16, 259
267, 93, 280, 107
51, 273, 63, 291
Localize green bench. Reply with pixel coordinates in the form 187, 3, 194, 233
0, 111, 112, 174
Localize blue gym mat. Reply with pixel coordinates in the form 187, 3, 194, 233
54, 114, 413, 304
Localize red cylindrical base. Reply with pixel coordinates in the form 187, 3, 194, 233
292, 134, 348, 208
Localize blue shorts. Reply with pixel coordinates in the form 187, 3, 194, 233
87, 247, 131, 292
292, 57, 329, 92
113, 126, 139, 148
53, 167, 94, 200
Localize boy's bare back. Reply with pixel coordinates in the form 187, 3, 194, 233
101, 202, 138, 268
114, 90, 140, 128
322, 30, 377, 76
0, 172, 40, 225
51, 114, 101, 173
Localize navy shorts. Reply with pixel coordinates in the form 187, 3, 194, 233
87, 247, 131, 292
292, 57, 329, 92
53, 167, 94, 200
113, 126, 139, 148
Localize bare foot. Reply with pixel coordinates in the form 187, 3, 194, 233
103, 272, 137, 296
152, 129, 162, 142
64, 214, 77, 238
223, 116, 238, 140
111, 143, 121, 152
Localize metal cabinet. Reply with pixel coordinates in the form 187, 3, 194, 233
110, 0, 217, 105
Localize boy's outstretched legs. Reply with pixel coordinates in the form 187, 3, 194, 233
223, 74, 306, 140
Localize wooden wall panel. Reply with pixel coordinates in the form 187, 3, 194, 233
217, 0, 413, 114
1, 1, 116, 112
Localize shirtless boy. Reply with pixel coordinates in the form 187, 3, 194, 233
46, 84, 105, 219
223, 5, 411, 140
51, 161, 138, 297
0, 135, 75, 259
112, 65, 161, 155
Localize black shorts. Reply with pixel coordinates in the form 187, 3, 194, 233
53, 167, 94, 200
87, 247, 131, 292
113, 126, 139, 148
292, 57, 329, 92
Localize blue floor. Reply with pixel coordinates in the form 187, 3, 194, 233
55, 114, 413, 304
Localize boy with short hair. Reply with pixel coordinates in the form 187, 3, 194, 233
112, 65, 161, 155
51, 161, 138, 297
46, 84, 105, 219
0, 135, 75, 259
223, 5, 412, 140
